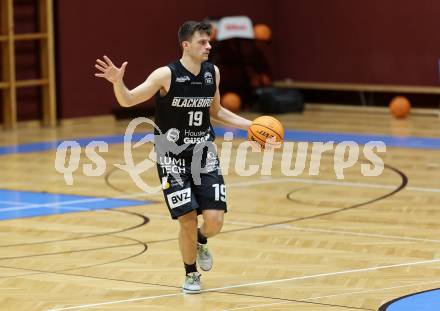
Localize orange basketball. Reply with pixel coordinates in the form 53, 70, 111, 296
253, 24, 272, 41
389, 96, 411, 119
221, 92, 241, 112
248, 116, 284, 149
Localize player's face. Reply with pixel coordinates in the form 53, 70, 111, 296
186, 31, 211, 61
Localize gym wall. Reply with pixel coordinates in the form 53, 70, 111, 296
55, 0, 275, 118
275, 0, 440, 86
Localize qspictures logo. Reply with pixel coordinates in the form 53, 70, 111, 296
54, 117, 386, 193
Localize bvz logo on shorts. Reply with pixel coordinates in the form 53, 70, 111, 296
204, 72, 213, 85
167, 188, 191, 209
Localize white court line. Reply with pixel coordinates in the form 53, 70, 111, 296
44, 206, 95, 212
229, 177, 440, 194
2, 177, 440, 213
308, 280, 440, 301
407, 185, 440, 193
224, 219, 440, 244
47, 293, 183, 311
221, 301, 292, 311
0, 200, 31, 206
221, 279, 440, 311
143, 212, 440, 245
2, 178, 438, 247
47, 258, 440, 311
0, 191, 159, 212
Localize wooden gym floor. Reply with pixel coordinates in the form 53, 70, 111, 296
0, 107, 439, 311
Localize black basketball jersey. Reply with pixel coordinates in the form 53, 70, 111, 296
154, 60, 216, 156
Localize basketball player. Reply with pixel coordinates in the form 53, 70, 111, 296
95, 21, 252, 293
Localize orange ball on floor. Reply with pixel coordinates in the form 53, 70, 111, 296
389, 96, 411, 119
221, 92, 241, 112
253, 24, 272, 41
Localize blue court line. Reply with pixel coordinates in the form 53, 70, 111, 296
0, 127, 438, 221
213, 128, 440, 149
382, 288, 440, 311
0, 128, 439, 157
0, 133, 152, 155
0, 189, 150, 221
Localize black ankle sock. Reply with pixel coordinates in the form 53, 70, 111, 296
184, 262, 197, 275
198, 228, 207, 244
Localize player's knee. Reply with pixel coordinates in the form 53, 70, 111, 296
178, 211, 198, 231
204, 213, 224, 234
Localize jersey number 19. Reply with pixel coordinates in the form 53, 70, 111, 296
188, 111, 202, 126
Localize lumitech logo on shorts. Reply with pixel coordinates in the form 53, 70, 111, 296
167, 188, 191, 209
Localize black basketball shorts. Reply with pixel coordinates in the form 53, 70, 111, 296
156, 150, 227, 219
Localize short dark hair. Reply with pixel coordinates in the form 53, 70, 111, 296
178, 21, 212, 46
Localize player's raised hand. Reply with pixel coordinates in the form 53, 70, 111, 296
94, 55, 127, 83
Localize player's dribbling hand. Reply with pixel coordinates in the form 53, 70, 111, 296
94, 55, 127, 84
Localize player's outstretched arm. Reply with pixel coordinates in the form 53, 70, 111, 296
94, 55, 170, 107
209, 66, 252, 130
